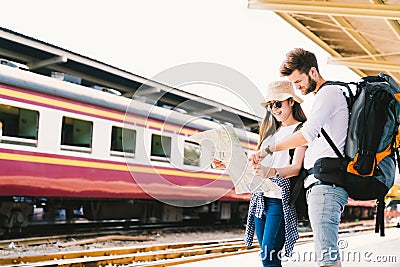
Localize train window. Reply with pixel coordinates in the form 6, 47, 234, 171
0, 104, 39, 146
61, 116, 92, 153
110, 126, 136, 157
183, 140, 201, 166
151, 134, 171, 161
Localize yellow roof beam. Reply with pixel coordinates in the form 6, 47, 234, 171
328, 58, 400, 72
276, 13, 366, 78
248, 0, 400, 20
328, 15, 398, 80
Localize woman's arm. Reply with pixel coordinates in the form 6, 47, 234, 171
252, 145, 307, 179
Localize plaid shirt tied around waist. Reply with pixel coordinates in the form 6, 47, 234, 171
244, 177, 299, 257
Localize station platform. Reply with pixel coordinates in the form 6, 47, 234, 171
179, 227, 400, 267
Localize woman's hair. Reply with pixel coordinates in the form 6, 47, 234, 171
257, 100, 307, 150
280, 48, 319, 76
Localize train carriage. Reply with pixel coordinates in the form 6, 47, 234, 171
0, 62, 261, 231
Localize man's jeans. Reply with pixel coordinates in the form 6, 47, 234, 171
307, 184, 348, 266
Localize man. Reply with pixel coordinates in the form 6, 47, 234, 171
251, 48, 349, 267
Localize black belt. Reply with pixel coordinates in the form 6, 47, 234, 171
306, 180, 336, 191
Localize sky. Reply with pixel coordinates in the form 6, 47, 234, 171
0, 0, 360, 117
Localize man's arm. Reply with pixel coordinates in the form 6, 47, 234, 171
274, 130, 307, 152
250, 130, 307, 164
252, 145, 307, 178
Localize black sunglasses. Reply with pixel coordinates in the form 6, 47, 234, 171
267, 100, 283, 111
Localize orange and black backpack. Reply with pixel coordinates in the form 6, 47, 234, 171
311, 73, 400, 236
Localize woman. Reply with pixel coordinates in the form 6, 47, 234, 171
245, 80, 307, 267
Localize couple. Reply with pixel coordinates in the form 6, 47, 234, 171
245, 48, 349, 267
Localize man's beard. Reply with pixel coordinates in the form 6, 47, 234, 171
305, 75, 317, 94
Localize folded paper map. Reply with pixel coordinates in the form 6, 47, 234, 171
190, 125, 279, 194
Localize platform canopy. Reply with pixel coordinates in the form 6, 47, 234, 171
249, 0, 400, 84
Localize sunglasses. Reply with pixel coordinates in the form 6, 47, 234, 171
267, 100, 283, 111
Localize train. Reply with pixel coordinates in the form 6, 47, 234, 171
0, 61, 262, 231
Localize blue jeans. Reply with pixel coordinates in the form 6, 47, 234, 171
254, 197, 285, 267
307, 184, 348, 266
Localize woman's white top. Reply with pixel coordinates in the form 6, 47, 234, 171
260, 122, 301, 199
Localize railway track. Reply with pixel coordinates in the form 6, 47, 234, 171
0, 238, 264, 267
2, 218, 245, 238
0, 221, 392, 267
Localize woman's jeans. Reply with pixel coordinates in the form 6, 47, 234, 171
254, 197, 285, 267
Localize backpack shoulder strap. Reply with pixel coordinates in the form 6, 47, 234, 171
317, 81, 352, 159
321, 81, 355, 110
320, 128, 344, 159
289, 122, 304, 164
293, 122, 304, 133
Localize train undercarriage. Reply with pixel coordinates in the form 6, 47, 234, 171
0, 196, 390, 234
0, 197, 249, 234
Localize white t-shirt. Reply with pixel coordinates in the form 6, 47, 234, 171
300, 84, 349, 188
260, 122, 302, 199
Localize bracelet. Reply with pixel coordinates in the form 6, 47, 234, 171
274, 168, 280, 178
264, 145, 273, 155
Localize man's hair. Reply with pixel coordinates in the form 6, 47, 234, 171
280, 48, 319, 76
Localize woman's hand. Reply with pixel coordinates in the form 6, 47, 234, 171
252, 164, 271, 178
249, 149, 268, 165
